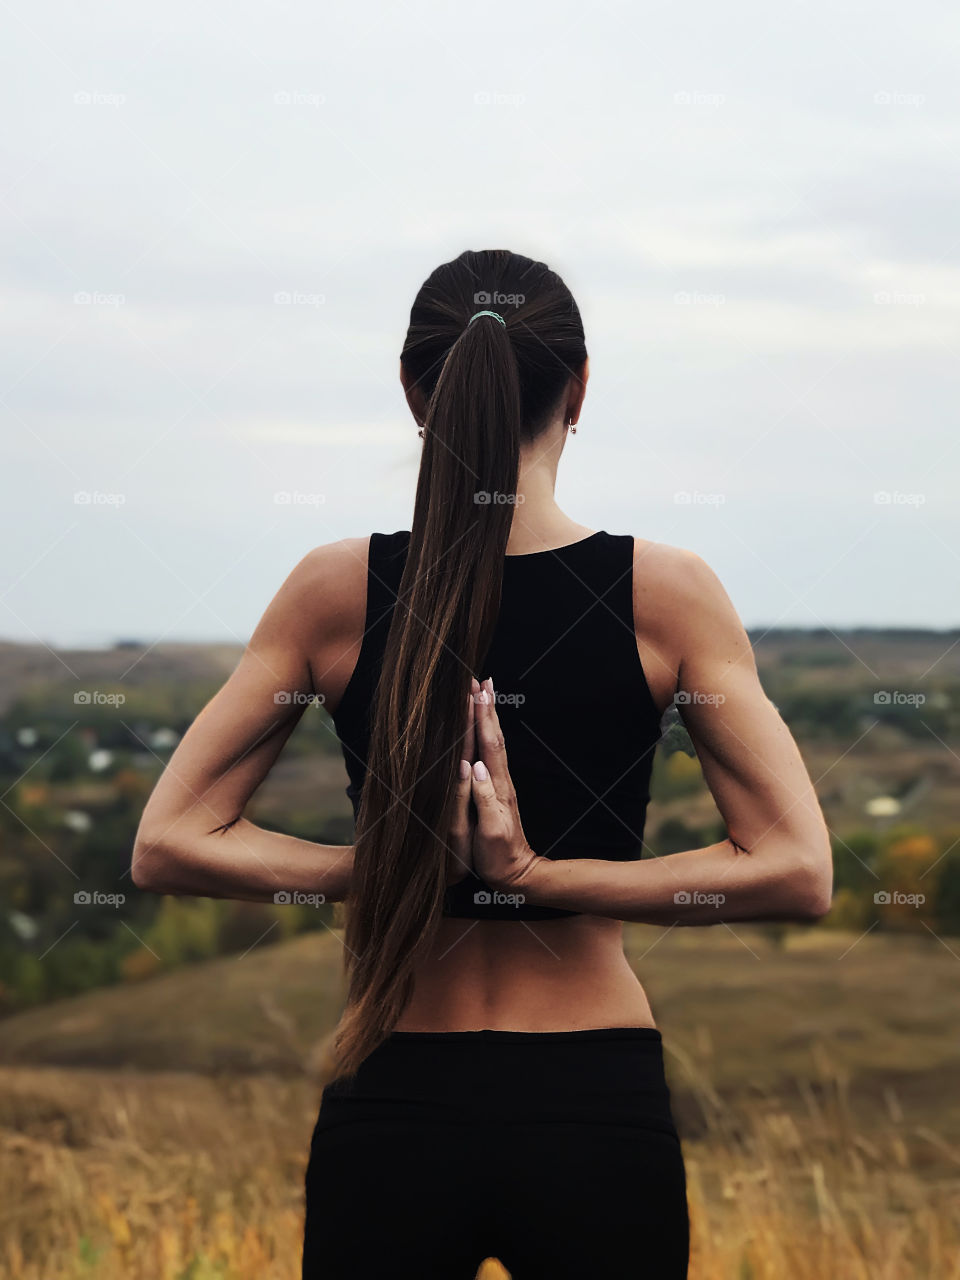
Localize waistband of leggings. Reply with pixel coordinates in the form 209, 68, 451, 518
315, 1025, 675, 1134
385, 1026, 662, 1045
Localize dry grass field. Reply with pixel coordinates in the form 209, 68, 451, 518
2, 924, 959, 1278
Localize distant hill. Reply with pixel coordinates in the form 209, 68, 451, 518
1, 628, 958, 1023
2, 923, 958, 1137
0, 639, 241, 715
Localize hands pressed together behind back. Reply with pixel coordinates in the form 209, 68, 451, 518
445, 675, 541, 893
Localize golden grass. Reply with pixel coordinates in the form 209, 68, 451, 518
4, 924, 960, 1276
2, 1047, 959, 1279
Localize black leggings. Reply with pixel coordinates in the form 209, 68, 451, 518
302, 1027, 689, 1279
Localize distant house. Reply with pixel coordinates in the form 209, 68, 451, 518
865, 796, 901, 817
7, 910, 38, 942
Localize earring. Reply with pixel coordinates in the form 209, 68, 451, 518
568, 418, 577, 435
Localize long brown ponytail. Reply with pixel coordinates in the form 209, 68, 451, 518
331, 249, 588, 1081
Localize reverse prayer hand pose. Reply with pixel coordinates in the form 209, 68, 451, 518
468, 678, 832, 926
462, 678, 539, 892
132, 249, 833, 1280
445, 681, 479, 888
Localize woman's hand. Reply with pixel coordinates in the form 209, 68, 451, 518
445, 678, 480, 886
468, 676, 544, 893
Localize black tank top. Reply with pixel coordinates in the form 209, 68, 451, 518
330, 530, 664, 921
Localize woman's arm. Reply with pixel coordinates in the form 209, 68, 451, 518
511, 835, 829, 925
468, 548, 834, 925
130, 541, 366, 904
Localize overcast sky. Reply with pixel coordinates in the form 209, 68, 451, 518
2, 0, 958, 651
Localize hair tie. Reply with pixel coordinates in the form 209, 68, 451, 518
468, 310, 506, 327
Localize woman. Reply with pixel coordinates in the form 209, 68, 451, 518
132, 249, 833, 1279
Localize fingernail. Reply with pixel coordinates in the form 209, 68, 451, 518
471, 677, 480, 692
459, 758, 471, 779
473, 760, 488, 781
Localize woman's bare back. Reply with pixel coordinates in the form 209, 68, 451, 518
315, 534, 684, 1033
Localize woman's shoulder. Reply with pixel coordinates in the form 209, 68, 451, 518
279, 535, 376, 704
630, 535, 719, 596
630, 536, 748, 678
629, 537, 734, 640
289, 534, 372, 611
273, 534, 372, 654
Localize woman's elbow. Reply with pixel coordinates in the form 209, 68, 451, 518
786, 846, 834, 920
131, 831, 181, 894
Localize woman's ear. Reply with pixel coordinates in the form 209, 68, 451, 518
567, 357, 590, 424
